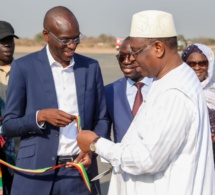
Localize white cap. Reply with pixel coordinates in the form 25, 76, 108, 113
130, 10, 177, 38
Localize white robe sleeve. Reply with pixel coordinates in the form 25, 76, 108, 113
96, 89, 195, 175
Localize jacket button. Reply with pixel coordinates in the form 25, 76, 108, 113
51, 156, 55, 161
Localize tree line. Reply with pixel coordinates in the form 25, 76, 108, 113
14, 32, 215, 49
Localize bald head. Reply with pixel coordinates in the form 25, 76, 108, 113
42, 6, 81, 67
43, 6, 79, 32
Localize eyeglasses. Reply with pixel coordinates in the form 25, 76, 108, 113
186, 60, 208, 68
116, 54, 131, 63
130, 42, 155, 59
49, 31, 83, 46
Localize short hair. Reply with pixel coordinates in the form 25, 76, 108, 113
147, 36, 177, 49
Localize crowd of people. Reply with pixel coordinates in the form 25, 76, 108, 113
0, 20, 18, 194
0, 5, 214, 195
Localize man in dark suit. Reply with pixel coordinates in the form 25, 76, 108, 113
2, 6, 108, 195
105, 37, 153, 142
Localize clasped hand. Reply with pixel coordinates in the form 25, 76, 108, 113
65, 151, 92, 168
38, 109, 96, 168
37, 108, 75, 127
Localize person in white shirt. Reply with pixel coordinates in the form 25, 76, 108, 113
75, 10, 215, 195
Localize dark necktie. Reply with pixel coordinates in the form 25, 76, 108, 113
132, 82, 144, 116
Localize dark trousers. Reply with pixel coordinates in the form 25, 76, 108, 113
50, 166, 100, 195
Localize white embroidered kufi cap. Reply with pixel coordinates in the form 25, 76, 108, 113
130, 10, 177, 38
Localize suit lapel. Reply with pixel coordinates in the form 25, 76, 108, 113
116, 78, 133, 120
73, 54, 86, 126
34, 47, 58, 108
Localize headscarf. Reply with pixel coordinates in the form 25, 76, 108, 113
182, 43, 215, 110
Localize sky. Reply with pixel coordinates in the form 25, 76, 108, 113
1, 0, 215, 40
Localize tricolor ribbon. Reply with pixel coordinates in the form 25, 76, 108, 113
0, 115, 91, 193
74, 115, 82, 133
0, 159, 91, 192
0, 159, 65, 174
0, 165, 3, 195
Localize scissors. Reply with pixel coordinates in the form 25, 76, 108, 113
91, 167, 113, 181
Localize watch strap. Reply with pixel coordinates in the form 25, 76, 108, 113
92, 136, 101, 144
90, 136, 101, 152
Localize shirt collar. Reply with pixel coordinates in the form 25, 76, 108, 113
46, 45, 75, 68
127, 77, 153, 87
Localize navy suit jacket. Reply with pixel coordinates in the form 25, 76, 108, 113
105, 77, 134, 143
2, 47, 109, 194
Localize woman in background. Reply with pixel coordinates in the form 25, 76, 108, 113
182, 43, 215, 165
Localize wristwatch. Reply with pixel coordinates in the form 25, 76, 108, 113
90, 136, 101, 152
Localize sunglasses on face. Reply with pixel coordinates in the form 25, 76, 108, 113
116, 54, 131, 63
186, 60, 208, 68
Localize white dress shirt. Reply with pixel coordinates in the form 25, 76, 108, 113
126, 77, 153, 110
96, 63, 215, 195
46, 46, 80, 156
